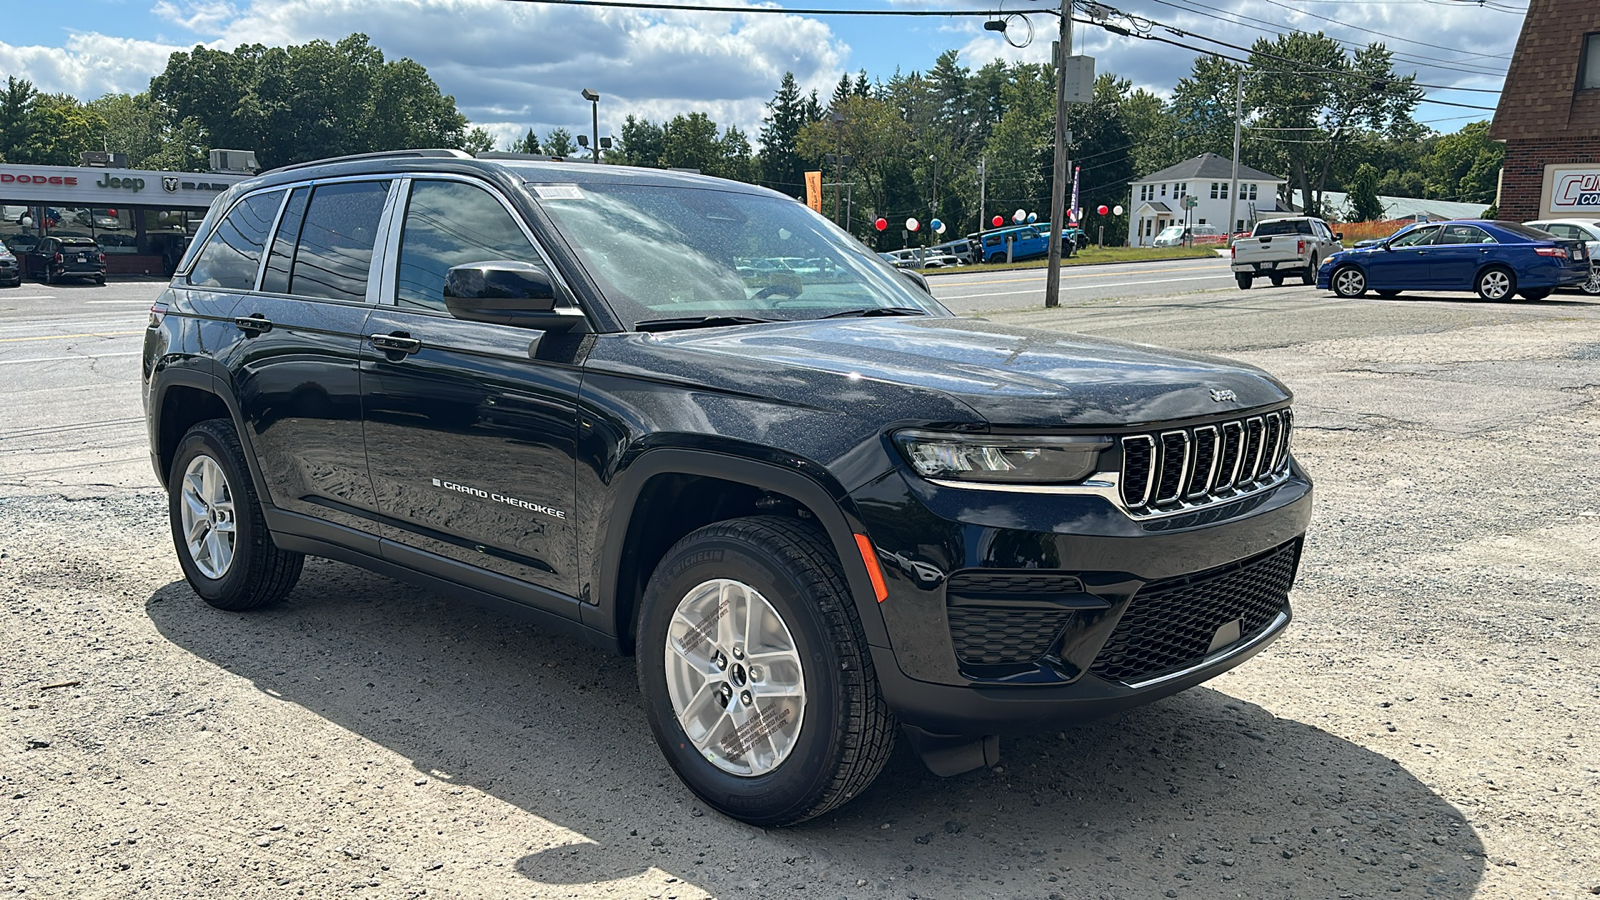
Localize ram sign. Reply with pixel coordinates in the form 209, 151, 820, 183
1543, 164, 1600, 215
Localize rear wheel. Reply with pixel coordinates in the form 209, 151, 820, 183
168, 419, 303, 610
1301, 255, 1318, 285
1377, 289, 1402, 298
1268, 273, 1285, 287
1331, 265, 1367, 298
94, 274, 106, 286
1583, 267, 1600, 296
1520, 289, 1550, 301
637, 516, 895, 826
1475, 266, 1515, 301
1236, 273, 1253, 290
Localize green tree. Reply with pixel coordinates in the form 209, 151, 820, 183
0, 77, 37, 162
150, 33, 473, 167
1345, 163, 1385, 221
615, 115, 664, 167
509, 128, 541, 154
83, 93, 208, 170
661, 112, 722, 172
544, 127, 575, 157
1245, 32, 1421, 216
759, 73, 816, 196
797, 94, 911, 241
1423, 120, 1502, 204
8, 93, 104, 165
461, 127, 496, 155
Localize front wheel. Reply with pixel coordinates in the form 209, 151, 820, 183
637, 516, 895, 826
168, 419, 304, 610
1331, 265, 1367, 298
1301, 256, 1318, 285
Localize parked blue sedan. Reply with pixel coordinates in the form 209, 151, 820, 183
1317, 220, 1590, 301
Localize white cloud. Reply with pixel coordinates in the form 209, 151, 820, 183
0, 33, 192, 98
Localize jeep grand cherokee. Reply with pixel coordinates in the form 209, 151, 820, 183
143, 150, 1312, 826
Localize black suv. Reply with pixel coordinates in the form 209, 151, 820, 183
143, 150, 1312, 825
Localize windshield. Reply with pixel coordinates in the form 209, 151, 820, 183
1155, 226, 1184, 239
527, 181, 948, 328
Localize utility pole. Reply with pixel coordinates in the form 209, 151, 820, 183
977, 155, 987, 234
830, 110, 845, 227
1044, 0, 1073, 308
1227, 70, 1242, 238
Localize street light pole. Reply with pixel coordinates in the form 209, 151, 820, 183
1044, 0, 1073, 308
581, 88, 601, 163
1227, 70, 1242, 238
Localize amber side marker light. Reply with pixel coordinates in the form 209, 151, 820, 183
853, 533, 889, 603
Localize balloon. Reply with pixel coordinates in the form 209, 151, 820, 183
875, 217, 887, 232
992, 215, 1004, 228
1013, 208, 1026, 224
936, 221, 947, 234
1026, 213, 1037, 224
1097, 204, 1109, 216
930, 218, 944, 234
1113, 205, 1124, 216
906, 217, 920, 232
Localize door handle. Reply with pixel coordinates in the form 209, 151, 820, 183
234, 314, 273, 335
370, 333, 422, 355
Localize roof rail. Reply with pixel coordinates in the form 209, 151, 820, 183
262, 148, 473, 175
475, 151, 569, 162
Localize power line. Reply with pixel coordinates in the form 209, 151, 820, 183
1246, 0, 1512, 61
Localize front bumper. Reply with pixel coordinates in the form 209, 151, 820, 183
851, 461, 1313, 735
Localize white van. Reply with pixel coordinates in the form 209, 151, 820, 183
1152, 223, 1219, 247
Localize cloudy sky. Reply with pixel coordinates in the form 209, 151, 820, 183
2, 0, 1520, 149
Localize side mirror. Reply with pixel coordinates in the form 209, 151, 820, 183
1334, 232, 1343, 241
443, 261, 584, 331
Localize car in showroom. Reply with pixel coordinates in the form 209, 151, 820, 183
143, 150, 1312, 826
25, 234, 107, 285
1318, 219, 1589, 301
1522, 218, 1600, 295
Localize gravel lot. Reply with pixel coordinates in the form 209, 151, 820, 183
3, 278, 1597, 899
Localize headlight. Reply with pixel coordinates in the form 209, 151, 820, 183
893, 430, 1109, 484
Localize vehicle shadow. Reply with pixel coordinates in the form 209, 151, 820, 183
147, 560, 1486, 899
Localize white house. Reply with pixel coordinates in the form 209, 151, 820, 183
1127, 153, 1287, 247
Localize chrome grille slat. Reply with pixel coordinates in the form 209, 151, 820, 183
1118, 409, 1294, 516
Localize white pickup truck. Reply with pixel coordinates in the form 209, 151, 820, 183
1231, 216, 1343, 289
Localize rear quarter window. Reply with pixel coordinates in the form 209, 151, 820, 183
188, 190, 285, 290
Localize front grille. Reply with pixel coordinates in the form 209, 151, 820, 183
1121, 409, 1292, 513
948, 607, 1072, 666
1089, 541, 1299, 684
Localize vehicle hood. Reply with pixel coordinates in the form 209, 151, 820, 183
630, 317, 1291, 427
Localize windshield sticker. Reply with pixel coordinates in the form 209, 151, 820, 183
532, 185, 584, 201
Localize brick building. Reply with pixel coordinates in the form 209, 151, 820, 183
1489, 0, 1600, 221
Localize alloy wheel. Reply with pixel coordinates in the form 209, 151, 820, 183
1334, 267, 1365, 297
179, 454, 237, 580
664, 578, 806, 777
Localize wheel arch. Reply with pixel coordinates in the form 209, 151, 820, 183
595, 449, 888, 656
149, 365, 267, 505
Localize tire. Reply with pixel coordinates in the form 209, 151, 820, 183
42, 269, 52, 286
94, 274, 106, 286
1377, 289, 1402, 298
1475, 266, 1515, 301
1331, 265, 1367, 298
1301, 256, 1317, 285
168, 418, 304, 611
1268, 274, 1285, 287
1236, 273, 1252, 290
1520, 289, 1550, 301
637, 515, 895, 826
1583, 266, 1600, 296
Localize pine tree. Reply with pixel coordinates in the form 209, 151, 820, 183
759, 73, 810, 195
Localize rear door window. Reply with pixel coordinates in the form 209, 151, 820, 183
186, 189, 284, 290
286, 180, 390, 302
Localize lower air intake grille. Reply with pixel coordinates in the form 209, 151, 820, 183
948, 607, 1072, 666
1088, 541, 1299, 684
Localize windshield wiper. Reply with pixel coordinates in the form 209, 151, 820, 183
634, 315, 776, 333
821, 306, 930, 319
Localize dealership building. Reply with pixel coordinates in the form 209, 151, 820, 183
0, 160, 250, 276
1490, 0, 1600, 221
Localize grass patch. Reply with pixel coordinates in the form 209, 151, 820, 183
929, 245, 1219, 272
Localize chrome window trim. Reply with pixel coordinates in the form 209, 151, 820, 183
184, 185, 288, 295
